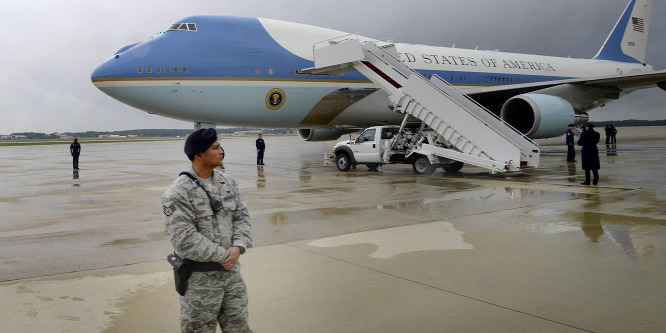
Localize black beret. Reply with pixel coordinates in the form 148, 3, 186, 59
584, 122, 595, 128
184, 128, 218, 156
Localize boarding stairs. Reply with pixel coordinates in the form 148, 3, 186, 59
301, 36, 540, 173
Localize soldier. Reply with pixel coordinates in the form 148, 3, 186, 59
255, 134, 265, 165
70, 138, 81, 170
162, 128, 253, 332
610, 124, 617, 144
578, 122, 600, 185
566, 124, 576, 162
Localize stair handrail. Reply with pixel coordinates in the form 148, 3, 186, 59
360, 41, 539, 155
430, 74, 539, 147
360, 42, 523, 152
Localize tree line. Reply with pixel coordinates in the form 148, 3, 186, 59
6, 120, 666, 139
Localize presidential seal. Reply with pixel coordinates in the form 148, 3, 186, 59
265, 88, 286, 110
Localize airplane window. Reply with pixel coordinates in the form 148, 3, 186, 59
165, 67, 170, 73
162, 23, 198, 32
182, 67, 188, 73
290, 69, 294, 75
163, 24, 179, 32
255, 68, 260, 75
174, 67, 179, 73
147, 67, 152, 74
137, 66, 143, 73
156, 67, 162, 73
269, 68, 274, 75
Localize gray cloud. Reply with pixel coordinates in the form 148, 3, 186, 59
1, 0, 664, 134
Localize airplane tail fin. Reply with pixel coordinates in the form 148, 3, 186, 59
593, 0, 652, 64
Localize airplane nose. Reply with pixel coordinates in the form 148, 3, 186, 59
91, 57, 119, 97
91, 42, 142, 96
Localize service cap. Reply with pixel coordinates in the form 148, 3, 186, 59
184, 128, 218, 156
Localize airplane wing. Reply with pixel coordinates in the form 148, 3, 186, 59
462, 70, 666, 112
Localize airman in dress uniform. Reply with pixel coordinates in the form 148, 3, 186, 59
162, 128, 253, 332
70, 138, 81, 170
566, 124, 576, 162
578, 122, 600, 185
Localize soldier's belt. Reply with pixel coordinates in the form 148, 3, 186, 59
168, 254, 224, 296
189, 261, 224, 271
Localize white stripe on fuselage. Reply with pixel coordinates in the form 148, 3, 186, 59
259, 18, 651, 80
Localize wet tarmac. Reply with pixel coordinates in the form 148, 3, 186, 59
0, 127, 664, 332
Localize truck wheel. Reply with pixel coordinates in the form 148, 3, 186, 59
412, 155, 435, 175
442, 161, 464, 172
336, 153, 352, 172
366, 163, 380, 171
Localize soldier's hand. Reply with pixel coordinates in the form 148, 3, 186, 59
222, 247, 241, 269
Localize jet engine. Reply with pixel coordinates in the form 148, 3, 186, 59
297, 128, 344, 141
500, 94, 587, 139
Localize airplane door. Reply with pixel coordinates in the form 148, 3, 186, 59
353, 129, 381, 163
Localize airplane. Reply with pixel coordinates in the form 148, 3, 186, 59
91, 0, 666, 143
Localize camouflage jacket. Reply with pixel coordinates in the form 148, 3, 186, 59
162, 167, 252, 269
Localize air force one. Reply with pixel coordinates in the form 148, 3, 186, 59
91, 0, 665, 143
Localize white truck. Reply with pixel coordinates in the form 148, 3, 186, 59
332, 125, 464, 175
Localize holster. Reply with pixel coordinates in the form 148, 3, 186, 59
167, 253, 192, 296
167, 253, 224, 296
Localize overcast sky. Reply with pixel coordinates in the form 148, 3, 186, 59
1, 0, 664, 134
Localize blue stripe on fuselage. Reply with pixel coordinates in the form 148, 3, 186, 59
91, 16, 571, 85
92, 16, 367, 81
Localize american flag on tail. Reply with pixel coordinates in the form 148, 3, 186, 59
632, 17, 644, 33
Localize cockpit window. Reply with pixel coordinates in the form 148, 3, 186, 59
162, 23, 197, 33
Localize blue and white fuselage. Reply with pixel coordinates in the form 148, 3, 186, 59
91, 0, 665, 140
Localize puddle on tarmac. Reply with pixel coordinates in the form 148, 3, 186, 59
512, 207, 665, 260
254, 186, 590, 247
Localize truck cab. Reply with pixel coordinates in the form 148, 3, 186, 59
333, 126, 392, 170
333, 125, 465, 174
333, 125, 421, 171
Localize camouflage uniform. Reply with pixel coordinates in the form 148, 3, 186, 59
163, 167, 253, 333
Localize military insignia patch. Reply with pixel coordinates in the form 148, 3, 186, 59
163, 203, 176, 216
265, 88, 286, 110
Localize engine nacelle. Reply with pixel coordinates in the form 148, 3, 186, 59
500, 94, 580, 139
297, 128, 344, 141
